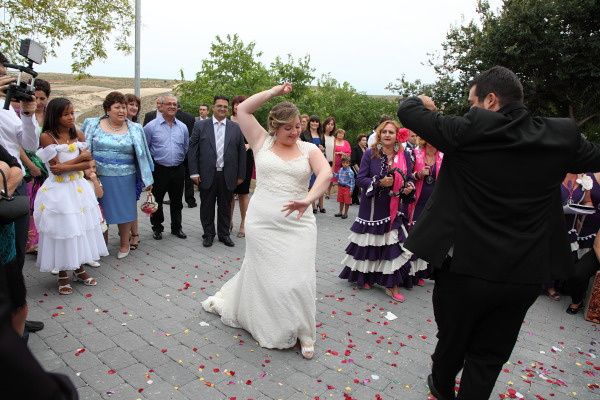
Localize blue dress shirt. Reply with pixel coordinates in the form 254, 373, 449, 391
144, 115, 189, 167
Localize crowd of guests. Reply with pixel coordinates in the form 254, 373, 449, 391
0, 64, 597, 312
1, 52, 599, 389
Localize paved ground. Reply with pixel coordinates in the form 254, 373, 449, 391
25, 195, 599, 400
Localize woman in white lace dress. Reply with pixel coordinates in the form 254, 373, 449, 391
201, 83, 331, 359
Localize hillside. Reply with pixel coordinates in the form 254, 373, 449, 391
38, 73, 180, 123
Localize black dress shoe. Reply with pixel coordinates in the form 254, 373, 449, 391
427, 374, 453, 400
25, 320, 44, 333
171, 230, 187, 239
566, 303, 582, 314
153, 231, 163, 240
218, 236, 235, 247
187, 202, 197, 208
203, 237, 214, 247
334, 213, 342, 217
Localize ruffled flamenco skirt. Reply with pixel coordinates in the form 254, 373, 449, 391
33, 174, 109, 272
339, 214, 428, 289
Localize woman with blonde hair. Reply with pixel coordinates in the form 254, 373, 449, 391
202, 83, 331, 359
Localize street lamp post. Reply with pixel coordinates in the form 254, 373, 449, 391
134, 0, 141, 97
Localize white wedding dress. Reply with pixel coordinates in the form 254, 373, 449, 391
202, 135, 318, 349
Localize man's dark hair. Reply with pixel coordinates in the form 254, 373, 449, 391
469, 66, 524, 106
0, 51, 7, 66
34, 78, 51, 97
199, 104, 209, 109
213, 95, 229, 105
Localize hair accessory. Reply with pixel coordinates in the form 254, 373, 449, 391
397, 128, 410, 143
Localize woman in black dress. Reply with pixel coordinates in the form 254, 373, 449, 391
230, 96, 253, 237
350, 134, 367, 204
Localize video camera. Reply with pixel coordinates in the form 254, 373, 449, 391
2, 39, 45, 110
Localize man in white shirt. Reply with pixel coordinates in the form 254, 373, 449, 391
195, 104, 209, 122
0, 51, 42, 336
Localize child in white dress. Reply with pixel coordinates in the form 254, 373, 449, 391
34, 98, 108, 295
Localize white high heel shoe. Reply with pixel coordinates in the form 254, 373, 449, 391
299, 340, 314, 359
117, 246, 130, 259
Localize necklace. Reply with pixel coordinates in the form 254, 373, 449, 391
107, 119, 125, 132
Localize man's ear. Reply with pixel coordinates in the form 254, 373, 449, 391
484, 92, 501, 112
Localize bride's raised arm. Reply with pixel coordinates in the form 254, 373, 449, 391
236, 83, 293, 153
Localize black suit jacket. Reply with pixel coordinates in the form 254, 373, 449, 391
142, 110, 157, 127
397, 97, 600, 284
187, 118, 246, 191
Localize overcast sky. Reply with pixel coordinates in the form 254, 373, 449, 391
38, 0, 501, 95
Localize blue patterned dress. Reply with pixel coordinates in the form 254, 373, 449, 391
82, 118, 153, 224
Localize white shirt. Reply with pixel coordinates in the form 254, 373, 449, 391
367, 130, 377, 147
0, 99, 39, 171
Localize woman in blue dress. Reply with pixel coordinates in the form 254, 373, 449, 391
82, 92, 153, 259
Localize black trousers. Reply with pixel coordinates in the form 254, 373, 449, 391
199, 171, 232, 239
184, 156, 196, 205
150, 163, 185, 233
569, 250, 600, 304
431, 260, 539, 400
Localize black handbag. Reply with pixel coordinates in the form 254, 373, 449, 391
0, 168, 29, 224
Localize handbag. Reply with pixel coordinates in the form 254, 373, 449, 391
0, 169, 29, 224
140, 190, 158, 215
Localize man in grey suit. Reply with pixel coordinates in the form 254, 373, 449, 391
188, 96, 246, 247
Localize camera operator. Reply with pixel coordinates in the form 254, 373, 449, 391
0, 51, 44, 337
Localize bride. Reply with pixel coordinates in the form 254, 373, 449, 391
201, 83, 331, 359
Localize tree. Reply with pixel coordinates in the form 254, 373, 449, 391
176, 34, 274, 120
178, 34, 398, 143
1, 0, 134, 74
389, 0, 600, 138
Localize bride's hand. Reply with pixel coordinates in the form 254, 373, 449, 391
271, 83, 293, 97
282, 198, 310, 219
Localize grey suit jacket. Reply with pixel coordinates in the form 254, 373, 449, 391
188, 118, 246, 191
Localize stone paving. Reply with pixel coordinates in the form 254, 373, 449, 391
25, 195, 599, 400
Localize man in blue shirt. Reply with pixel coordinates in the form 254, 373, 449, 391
144, 95, 189, 240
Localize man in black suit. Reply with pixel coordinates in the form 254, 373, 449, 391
144, 98, 198, 208
397, 66, 600, 400
188, 95, 246, 247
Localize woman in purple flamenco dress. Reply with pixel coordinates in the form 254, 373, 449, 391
339, 120, 426, 302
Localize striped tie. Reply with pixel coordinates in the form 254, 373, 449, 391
215, 121, 224, 168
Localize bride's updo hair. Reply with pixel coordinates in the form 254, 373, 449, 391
267, 101, 300, 136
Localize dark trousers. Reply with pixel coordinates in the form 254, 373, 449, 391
150, 163, 185, 233
431, 260, 539, 400
351, 170, 360, 204
199, 171, 232, 239
569, 250, 600, 304
184, 157, 196, 206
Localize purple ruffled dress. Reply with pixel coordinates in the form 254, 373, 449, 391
577, 173, 600, 250
339, 148, 420, 289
